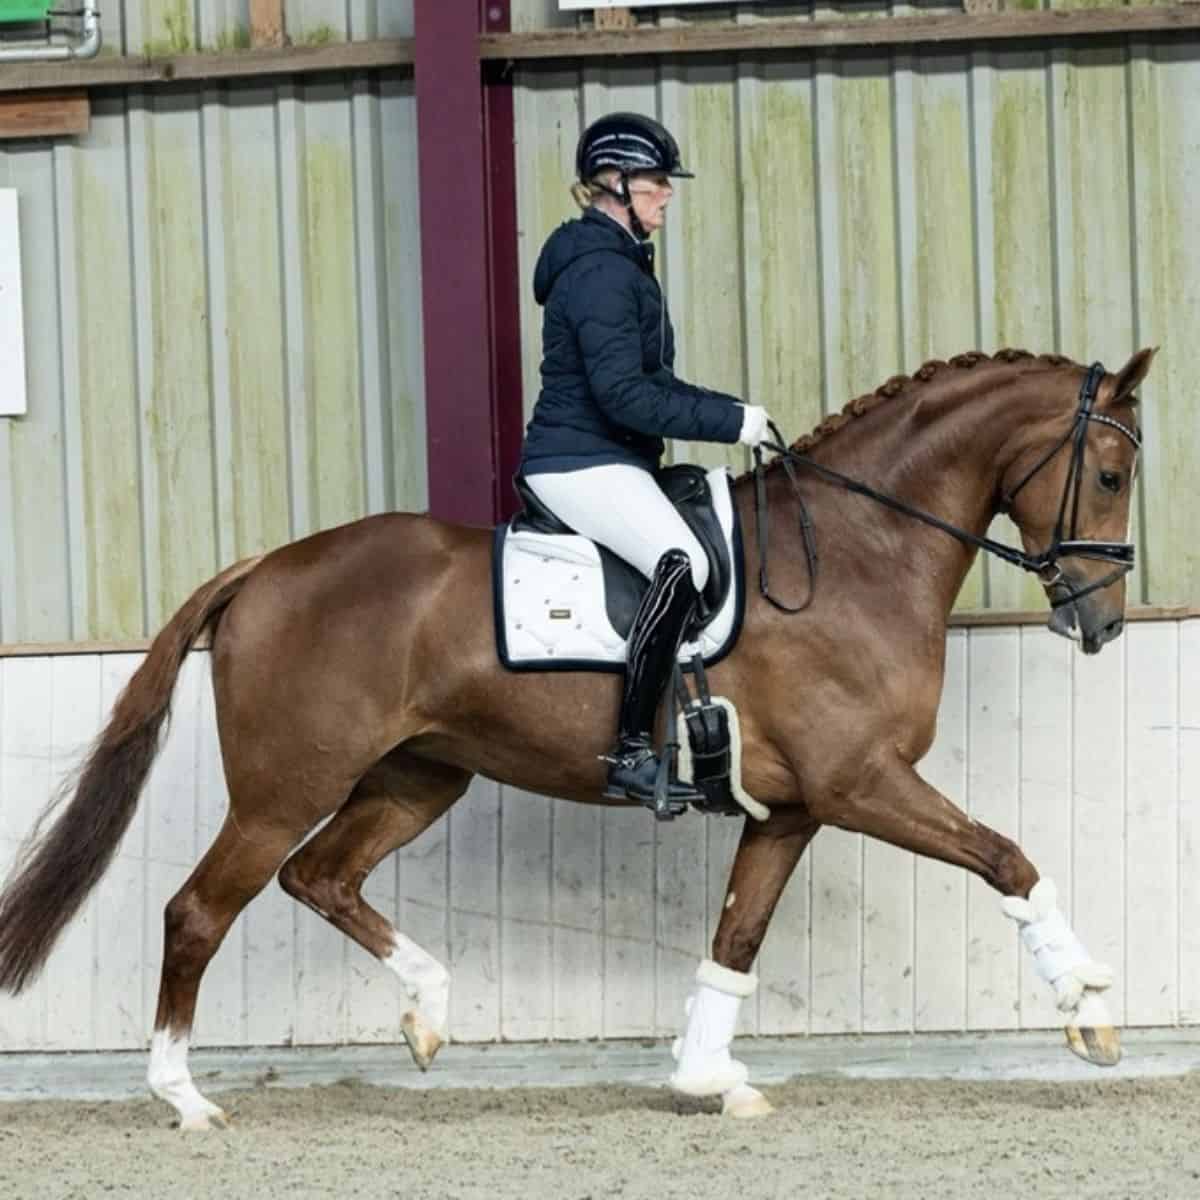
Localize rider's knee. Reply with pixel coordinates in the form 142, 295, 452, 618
658, 546, 708, 593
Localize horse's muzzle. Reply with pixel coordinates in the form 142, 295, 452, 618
1082, 615, 1124, 655
1048, 599, 1124, 655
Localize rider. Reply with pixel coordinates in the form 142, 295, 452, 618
518, 112, 773, 810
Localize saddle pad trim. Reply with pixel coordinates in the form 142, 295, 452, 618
492, 504, 746, 675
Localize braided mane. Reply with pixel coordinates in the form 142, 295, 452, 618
790, 348, 1077, 455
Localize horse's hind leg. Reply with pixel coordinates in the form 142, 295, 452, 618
278, 751, 471, 1071
149, 816, 308, 1130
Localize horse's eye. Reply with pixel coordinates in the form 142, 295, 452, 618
1099, 470, 1122, 494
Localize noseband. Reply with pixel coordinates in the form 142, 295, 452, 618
754, 362, 1141, 613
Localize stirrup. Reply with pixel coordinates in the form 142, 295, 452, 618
601, 737, 699, 819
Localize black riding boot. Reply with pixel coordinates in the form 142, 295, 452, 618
603, 549, 705, 811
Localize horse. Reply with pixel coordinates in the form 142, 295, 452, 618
0, 346, 1153, 1129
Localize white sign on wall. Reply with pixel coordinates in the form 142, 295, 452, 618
0, 189, 27, 417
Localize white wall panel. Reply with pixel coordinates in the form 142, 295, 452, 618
1, 621, 1198, 1052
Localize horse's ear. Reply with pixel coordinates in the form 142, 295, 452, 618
1108, 346, 1157, 404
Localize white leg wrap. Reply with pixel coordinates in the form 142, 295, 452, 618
147, 1031, 228, 1131
669, 959, 756, 1097
382, 932, 450, 1036
1001, 878, 1113, 1013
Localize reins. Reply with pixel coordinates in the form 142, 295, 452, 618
752, 362, 1141, 614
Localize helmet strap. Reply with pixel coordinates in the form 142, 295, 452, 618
621, 173, 651, 242
590, 173, 651, 242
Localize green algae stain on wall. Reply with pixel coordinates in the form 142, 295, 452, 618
74, 165, 143, 639
1130, 62, 1200, 604
146, 108, 217, 629
681, 79, 744, 473
991, 73, 1053, 353
988, 71, 1056, 611
302, 139, 364, 532
911, 77, 984, 611
743, 78, 822, 440
140, 0, 193, 54
835, 70, 898, 400
913, 88, 975, 362
221, 110, 290, 560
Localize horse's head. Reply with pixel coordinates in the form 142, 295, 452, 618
1000, 348, 1156, 654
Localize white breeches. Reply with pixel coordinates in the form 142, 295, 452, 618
525, 463, 710, 592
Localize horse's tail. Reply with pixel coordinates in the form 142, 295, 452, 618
0, 554, 264, 994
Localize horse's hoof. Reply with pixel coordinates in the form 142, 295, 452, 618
721, 1084, 774, 1119
1065, 1024, 1121, 1067
178, 1106, 230, 1132
401, 1010, 444, 1072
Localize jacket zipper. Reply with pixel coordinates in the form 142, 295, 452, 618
656, 278, 666, 371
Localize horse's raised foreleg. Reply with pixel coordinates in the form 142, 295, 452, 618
820, 751, 1118, 1066
670, 812, 819, 1118
278, 752, 471, 1072
149, 817, 306, 1130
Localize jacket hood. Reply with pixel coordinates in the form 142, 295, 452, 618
533, 209, 647, 306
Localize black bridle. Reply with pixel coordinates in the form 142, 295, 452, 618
753, 362, 1142, 615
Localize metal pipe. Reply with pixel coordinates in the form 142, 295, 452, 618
0, 0, 101, 63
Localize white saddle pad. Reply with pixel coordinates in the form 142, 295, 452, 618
495, 466, 742, 672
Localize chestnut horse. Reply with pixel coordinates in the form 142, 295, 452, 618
0, 347, 1152, 1128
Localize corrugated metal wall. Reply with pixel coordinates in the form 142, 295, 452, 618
1, 4, 1197, 643
513, 4, 1200, 614
1, 619, 1196, 1051
79, 1, 412, 52
0, 4, 423, 644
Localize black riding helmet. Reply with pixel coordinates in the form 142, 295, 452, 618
576, 112, 693, 240
576, 112, 694, 180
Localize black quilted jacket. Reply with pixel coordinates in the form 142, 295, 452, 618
519, 208, 743, 476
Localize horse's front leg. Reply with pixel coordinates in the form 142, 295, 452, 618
669, 811, 819, 1118
822, 749, 1118, 1066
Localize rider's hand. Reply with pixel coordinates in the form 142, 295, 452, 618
737, 404, 772, 449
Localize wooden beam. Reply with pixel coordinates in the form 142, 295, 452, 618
948, 604, 1200, 628
0, 4, 1198, 96
0, 39, 413, 93
0, 90, 88, 139
249, 0, 286, 49
2, 604, 1197, 657
480, 6, 1200, 59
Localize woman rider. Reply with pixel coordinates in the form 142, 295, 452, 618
519, 112, 772, 812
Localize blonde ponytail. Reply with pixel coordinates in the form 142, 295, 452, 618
570, 179, 601, 210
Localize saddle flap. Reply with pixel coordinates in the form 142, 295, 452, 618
495, 467, 744, 674
510, 463, 732, 632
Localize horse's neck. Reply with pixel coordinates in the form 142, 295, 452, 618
789, 372, 1029, 615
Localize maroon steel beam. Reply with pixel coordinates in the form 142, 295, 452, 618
414, 0, 524, 526
414, 1, 492, 526
481, 0, 524, 522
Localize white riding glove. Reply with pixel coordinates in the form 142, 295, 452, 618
737, 404, 772, 449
